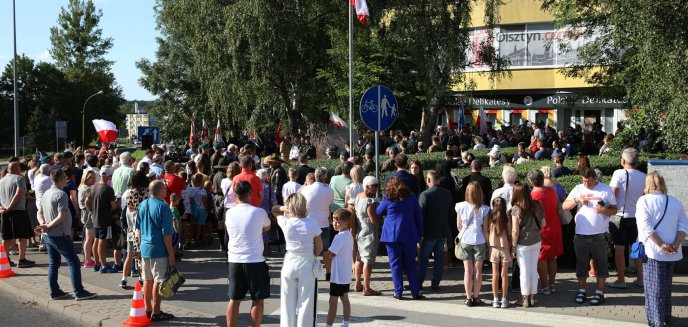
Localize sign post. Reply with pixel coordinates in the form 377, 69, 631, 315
137, 126, 160, 144
360, 85, 398, 182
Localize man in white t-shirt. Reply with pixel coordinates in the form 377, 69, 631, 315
225, 181, 271, 327
300, 167, 334, 251
563, 167, 617, 305
607, 148, 646, 289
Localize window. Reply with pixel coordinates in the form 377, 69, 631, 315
498, 25, 527, 67
486, 113, 498, 125
535, 113, 549, 126
510, 113, 522, 126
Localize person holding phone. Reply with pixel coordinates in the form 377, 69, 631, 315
563, 167, 617, 305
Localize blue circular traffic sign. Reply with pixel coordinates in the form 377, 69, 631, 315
359, 85, 398, 131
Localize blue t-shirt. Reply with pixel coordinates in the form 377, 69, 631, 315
137, 197, 175, 258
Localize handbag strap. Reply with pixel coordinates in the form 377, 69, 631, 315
653, 194, 669, 231
459, 205, 477, 242
621, 170, 629, 216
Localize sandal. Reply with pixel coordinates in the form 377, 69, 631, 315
464, 299, 473, 307
472, 298, 484, 306
364, 290, 382, 296
575, 291, 587, 304
590, 292, 605, 305
355, 285, 364, 292
150, 311, 175, 321
549, 284, 556, 293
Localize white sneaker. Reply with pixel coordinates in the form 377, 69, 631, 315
493, 300, 500, 308
501, 299, 508, 308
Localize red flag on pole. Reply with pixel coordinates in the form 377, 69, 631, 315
189, 119, 196, 144
214, 119, 223, 144
329, 113, 348, 127
201, 119, 210, 142
92, 119, 118, 144
350, 0, 369, 26
275, 122, 283, 144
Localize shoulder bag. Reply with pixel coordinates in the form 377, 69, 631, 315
454, 206, 476, 259
630, 194, 668, 263
158, 266, 186, 298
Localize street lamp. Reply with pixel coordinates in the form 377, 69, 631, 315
81, 90, 104, 148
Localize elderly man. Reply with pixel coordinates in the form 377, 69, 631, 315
608, 148, 647, 289
150, 154, 164, 179
136, 180, 175, 321
36, 169, 97, 300
563, 167, 617, 305
491, 165, 516, 211
301, 167, 335, 251
0, 162, 35, 267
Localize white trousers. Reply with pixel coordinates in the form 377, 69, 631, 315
280, 252, 317, 327
517, 242, 541, 296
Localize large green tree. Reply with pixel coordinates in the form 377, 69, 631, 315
50, 0, 124, 146
542, 0, 688, 152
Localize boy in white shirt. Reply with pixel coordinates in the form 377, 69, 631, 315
324, 209, 354, 327
281, 168, 302, 202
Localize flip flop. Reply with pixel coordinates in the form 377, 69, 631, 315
364, 290, 382, 296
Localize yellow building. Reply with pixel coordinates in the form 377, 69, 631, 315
446, 0, 626, 133
125, 102, 153, 138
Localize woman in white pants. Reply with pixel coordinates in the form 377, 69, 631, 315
273, 193, 324, 327
510, 182, 545, 308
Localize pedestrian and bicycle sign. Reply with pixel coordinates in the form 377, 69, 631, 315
137, 126, 160, 143
359, 85, 398, 131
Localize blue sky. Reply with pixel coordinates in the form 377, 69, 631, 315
0, 0, 159, 100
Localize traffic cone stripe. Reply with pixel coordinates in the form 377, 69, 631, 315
132, 292, 143, 300
130, 307, 145, 318
0, 245, 16, 278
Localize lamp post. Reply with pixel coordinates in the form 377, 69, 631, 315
81, 90, 103, 148
12, 0, 19, 157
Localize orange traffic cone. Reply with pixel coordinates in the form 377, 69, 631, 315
122, 282, 152, 327
0, 246, 16, 278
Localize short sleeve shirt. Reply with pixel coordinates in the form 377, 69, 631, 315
328, 230, 354, 284
136, 197, 175, 258
455, 202, 490, 245
329, 175, 352, 212
90, 183, 116, 229
161, 173, 185, 204
232, 169, 264, 207
225, 203, 271, 263
0, 174, 26, 211
566, 182, 617, 235
40, 186, 72, 237
609, 169, 646, 218
111, 166, 134, 197
277, 215, 321, 254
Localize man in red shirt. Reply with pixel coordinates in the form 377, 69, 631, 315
161, 161, 185, 204
232, 156, 263, 207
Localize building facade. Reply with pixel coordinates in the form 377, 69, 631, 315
125, 102, 157, 139
445, 0, 627, 133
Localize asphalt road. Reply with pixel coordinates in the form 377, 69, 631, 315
0, 291, 88, 327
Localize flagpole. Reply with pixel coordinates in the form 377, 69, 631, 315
12, 0, 20, 157
348, 0, 354, 155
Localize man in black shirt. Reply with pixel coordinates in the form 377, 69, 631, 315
295, 154, 315, 185
458, 160, 492, 205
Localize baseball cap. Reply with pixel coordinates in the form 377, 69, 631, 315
363, 176, 380, 188
62, 151, 74, 159
100, 165, 114, 177
39, 156, 52, 165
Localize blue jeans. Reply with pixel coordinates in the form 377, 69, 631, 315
43, 234, 84, 297
321, 227, 331, 254
417, 238, 445, 287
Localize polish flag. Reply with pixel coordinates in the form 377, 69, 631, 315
214, 119, 223, 143
201, 119, 210, 141
190, 119, 196, 143
329, 113, 347, 127
92, 119, 118, 144
350, 0, 369, 26
477, 106, 488, 135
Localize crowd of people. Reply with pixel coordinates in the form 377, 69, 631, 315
0, 119, 686, 327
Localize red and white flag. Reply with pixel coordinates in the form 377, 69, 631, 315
477, 106, 488, 135
201, 119, 210, 142
329, 113, 347, 127
214, 119, 223, 144
350, 0, 369, 26
189, 119, 196, 143
92, 119, 118, 144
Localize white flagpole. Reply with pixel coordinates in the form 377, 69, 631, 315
348, 1, 354, 154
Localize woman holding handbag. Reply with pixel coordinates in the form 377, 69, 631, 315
636, 172, 688, 327
510, 182, 545, 308
455, 181, 491, 307
273, 193, 323, 327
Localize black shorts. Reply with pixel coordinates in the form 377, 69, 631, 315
329, 283, 350, 296
94, 227, 109, 240
227, 262, 271, 300
610, 217, 638, 246
1, 210, 33, 240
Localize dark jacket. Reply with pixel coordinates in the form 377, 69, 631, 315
419, 185, 454, 239
296, 164, 315, 185
459, 172, 492, 205
385, 170, 419, 195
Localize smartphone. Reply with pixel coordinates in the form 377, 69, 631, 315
598, 200, 606, 207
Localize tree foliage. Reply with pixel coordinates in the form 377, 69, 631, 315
542, 0, 688, 152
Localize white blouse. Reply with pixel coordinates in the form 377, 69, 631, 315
455, 202, 490, 245
636, 192, 688, 262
